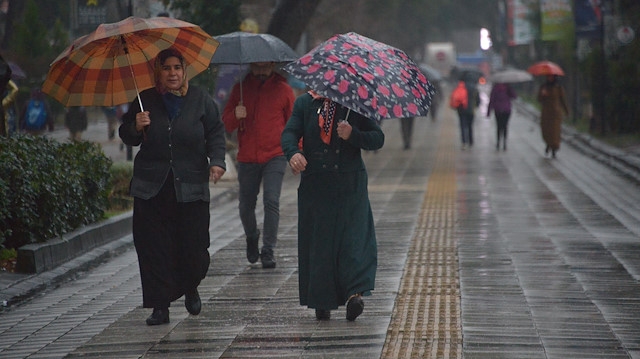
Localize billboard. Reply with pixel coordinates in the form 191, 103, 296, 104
540, 0, 574, 41
574, 0, 602, 39
507, 0, 536, 45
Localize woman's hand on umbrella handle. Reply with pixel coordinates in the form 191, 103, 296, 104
289, 153, 307, 175
337, 120, 352, 140
135, 111, 151, 132
209, 165, 225, 184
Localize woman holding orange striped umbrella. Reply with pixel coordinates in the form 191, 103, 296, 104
119, 48, 227, 326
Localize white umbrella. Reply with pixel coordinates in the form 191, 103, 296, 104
489, 69, 533, 83
419, 63, 442, 82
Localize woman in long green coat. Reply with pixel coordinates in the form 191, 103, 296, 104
538, 75, 568, 158
281, 91, 384, 321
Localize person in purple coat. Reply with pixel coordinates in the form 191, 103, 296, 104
486, 83, 517, 151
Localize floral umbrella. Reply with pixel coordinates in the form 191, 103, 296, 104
283, 32, 435, 121
42, 16, 219, 109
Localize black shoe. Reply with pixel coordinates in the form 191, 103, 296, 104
146, 308, 170, 326
346, 294, 364, 321
260, 248, 276, 269
246, 230, 260, 264
545, 145, 550, 155
185, 288, 201, 315
315, 309, 331, 320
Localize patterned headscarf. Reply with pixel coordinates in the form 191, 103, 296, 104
154, 47, 189, 96
309, 90, 336, 144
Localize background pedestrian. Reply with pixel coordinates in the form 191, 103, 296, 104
537, 75, 568, 158
64, 106, 88, 141
2, 79, 18, 136
103, 106, 118, 141
222, 61, 295, 269
400, 117, 414, 150
486, 82, 517, 151
449, 79, 480, 149
20, 88, 54, 135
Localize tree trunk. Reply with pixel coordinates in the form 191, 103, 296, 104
266, 0, 322, 49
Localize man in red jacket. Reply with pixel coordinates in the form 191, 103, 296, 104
222, 62, 296, 268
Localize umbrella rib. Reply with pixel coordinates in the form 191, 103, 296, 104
121, 35, 145, 111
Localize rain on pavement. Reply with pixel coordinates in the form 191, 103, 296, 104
1, 83, 639, 358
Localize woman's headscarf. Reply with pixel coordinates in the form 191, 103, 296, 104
154, 47, 188, 96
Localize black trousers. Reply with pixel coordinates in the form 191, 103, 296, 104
400, 117, 414, 149
495, 111, 511, 146
133, 176, 210, 309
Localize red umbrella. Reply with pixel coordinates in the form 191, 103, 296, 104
283, 32, 435, 121
527, 61, 565, 76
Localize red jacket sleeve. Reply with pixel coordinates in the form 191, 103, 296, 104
221, 82, 242, 133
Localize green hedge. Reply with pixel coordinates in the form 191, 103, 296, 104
0, 135, 112, 249
108, 161, 133, 211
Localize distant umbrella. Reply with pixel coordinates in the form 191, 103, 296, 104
8, 62, 26, 80
488, 69, 533, 83
527, 61, 565, 76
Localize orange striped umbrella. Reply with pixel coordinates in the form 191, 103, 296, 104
42, 16, 219, 108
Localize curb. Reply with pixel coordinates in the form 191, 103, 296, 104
17, 212, 133, 274
516, 100, 640, 184
1, 180, 238, 309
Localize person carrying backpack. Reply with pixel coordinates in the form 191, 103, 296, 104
449, 78, 480, 149
20, 88, 54, 135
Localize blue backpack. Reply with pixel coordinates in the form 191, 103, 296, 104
25, 99, 47, 130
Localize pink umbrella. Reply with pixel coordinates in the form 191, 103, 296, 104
284, 32, 436, 121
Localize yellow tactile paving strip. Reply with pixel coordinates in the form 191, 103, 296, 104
380, 113, 462, 358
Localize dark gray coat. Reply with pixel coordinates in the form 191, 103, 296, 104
119, 86, 226, 202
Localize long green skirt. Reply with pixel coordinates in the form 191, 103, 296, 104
297, 169, 377, 310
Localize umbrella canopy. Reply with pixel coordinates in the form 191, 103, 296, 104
453, 67, 484, 83
210, 31, 298, 64
489, 69, 533, 83
8, 62, 26, 80
527, 61, 565, 76
42, 16, 219, 108
283, 32, 435, 121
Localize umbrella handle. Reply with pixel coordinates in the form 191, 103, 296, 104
121, 36, 144, 112
342, 108, 351, 123
239, 70, 243, 104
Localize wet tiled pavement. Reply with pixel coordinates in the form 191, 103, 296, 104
1, 85, 640, 358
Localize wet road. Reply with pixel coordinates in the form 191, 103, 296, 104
1, 86, 639, 358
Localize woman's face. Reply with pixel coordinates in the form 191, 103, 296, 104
159, 56, 184, 91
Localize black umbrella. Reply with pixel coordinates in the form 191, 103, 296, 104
210, 31, 298, 64
8, 62, 26, 80
211, 32, 298, 104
